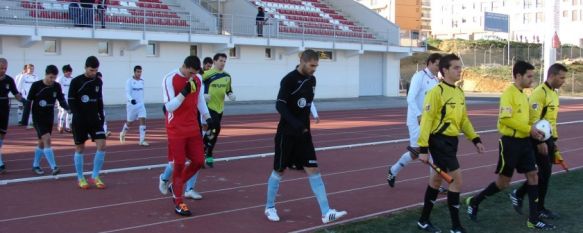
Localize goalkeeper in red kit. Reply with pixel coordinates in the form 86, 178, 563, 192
162, 56, 213, 216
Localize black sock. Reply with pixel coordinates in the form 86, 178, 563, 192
515, 182, 528, 199
474, 182, 501, 205
420, 185, 439, 222
448, 191, 461, 229
527, 184, 540, 222
538, 162, 552, 211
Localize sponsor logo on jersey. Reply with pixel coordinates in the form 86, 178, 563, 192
297, 98, 307, 108
81, 95, 90, 103
39, 100, 47, 107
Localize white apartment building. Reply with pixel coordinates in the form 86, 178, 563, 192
431, 0, 583, 46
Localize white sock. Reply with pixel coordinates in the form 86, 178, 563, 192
139, 125, 146, 142
390, 152, 413, 176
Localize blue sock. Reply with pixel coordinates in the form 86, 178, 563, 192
186, 170, 199, 191
33, 147, 43, 167
92, 151, 105, 178
266, 171, 282, 209
0, 139, 4, 166
161, 163, 173, 181
308, 173, 330, 216
43, 148, 57, 169
74, 152, 84, 180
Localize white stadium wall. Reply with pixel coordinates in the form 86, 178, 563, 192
0, 37, 365, 104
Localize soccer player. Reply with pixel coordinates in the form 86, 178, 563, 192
387, 53, 442, 188
414, 54, 484, 233
202, 53, 236, 168
264, 49, 347, 224
68, 56, 107, 189
203, 57, 213, 71
466, 61, 555, 230
162, 55, 213, 216
0, 58, 25, 174
16, 64, 37, 127
57, 64, 74, 133
119, 65, 149, 146
22, 65, 69, 176
509, 63, 567, 219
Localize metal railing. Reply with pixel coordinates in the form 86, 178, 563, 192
0, 0, 422, 47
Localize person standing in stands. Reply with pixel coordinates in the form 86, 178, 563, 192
256, 7, 268, 37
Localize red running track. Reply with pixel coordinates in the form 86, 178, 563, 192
1, 101, 583, 232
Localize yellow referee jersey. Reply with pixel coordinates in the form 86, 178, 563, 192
417, 82, 480, 148
498, 84, 530, 138
529, 82, 559, 139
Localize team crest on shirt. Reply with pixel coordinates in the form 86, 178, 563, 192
297, 98, 307, 108
532, 103, 539, 110
425, 104, 431, 111
95, 86, 100, 92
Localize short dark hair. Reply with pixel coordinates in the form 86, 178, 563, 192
547, 63, 568, 78
203, 57, 213, 65
426, 53, 442, 66
96, 72, 103, 78
438, 53, 460, 76
62, 64, 72, 73
213, 53, 227, 61
512, 61, 535, 78
300, 49, 319, 62
134, 65, 142, 72
85, 56, 100, 69
184, 56, 201, 70
45, 65, 59, 76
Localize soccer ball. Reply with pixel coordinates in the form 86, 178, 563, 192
534, 119, 552, 141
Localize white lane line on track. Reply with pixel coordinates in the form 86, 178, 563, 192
102, 165, 583, 233
2, 145, 582, 225
2, 120, 583, 185
290, 165, 583, 233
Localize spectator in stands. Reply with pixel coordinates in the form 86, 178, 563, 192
80, 0, 94, 27
96, 0, 107, 29
256, 7, 267, 37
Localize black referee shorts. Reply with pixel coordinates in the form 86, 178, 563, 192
495, 136, 537, 177
273, 131, 317, 172
72, 116, 106, 145
428, 134, 460, 172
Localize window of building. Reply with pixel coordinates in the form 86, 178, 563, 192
311, 50, 333, 60
573, 10, 579, 21
573, 0, 578, 5
98, 41, 111, 56
44, 39, 58, 54
564, 10, 569, 17
265, 48, 273, 59
229, 46, 239, 58
146, 42, 158, 56
190, 45, 198, 56
536, 12, 544, 23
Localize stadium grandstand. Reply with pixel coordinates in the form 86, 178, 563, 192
0, 0, 424, 104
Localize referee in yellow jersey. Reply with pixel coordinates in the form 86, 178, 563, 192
416, 54, 485, 233
509, 63, 567, 219
466, 61, 555, 230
